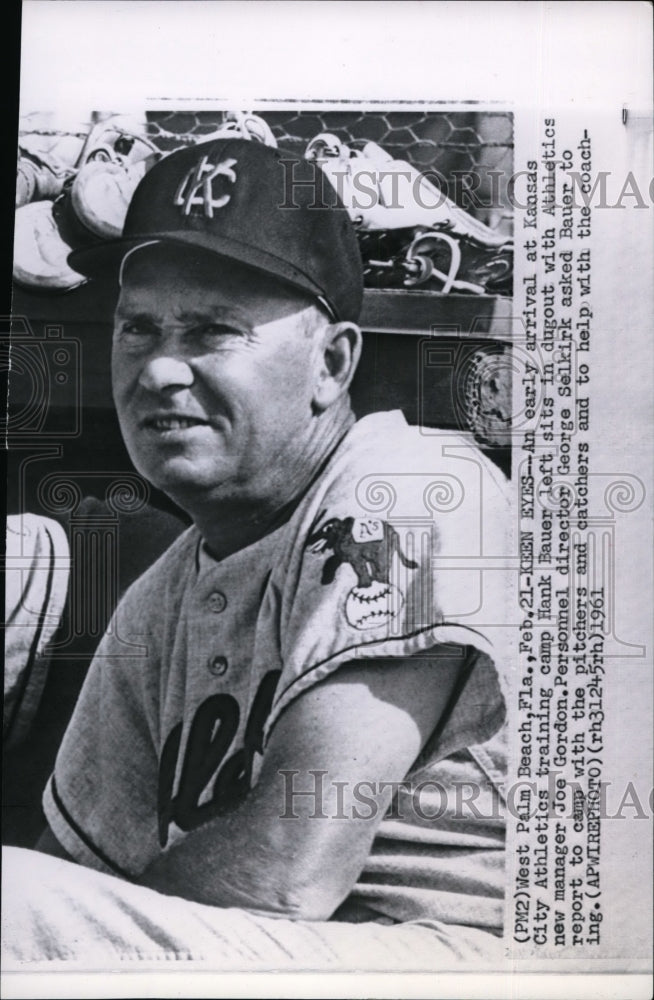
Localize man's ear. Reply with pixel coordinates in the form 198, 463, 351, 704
313, 322, 362, 411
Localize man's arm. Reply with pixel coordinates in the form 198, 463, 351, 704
138, 646, 466, 919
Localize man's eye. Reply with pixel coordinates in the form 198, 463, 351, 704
195, 323, 244, 345
120, 323, 154, 338
199, 323, 241, 337
115, 324, 158, 352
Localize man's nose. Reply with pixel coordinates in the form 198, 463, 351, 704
138, 355, 194, 392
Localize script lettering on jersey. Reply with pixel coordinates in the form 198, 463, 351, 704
157, 669, 280, 847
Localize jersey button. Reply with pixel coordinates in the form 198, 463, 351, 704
208, 655, 228, 677
208, 590, 227, 613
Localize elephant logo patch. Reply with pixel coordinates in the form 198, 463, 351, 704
306, 514, 418, 630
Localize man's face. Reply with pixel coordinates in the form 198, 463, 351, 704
112, 244, 325, 509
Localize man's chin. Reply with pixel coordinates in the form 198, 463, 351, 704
131, 456, 232, 506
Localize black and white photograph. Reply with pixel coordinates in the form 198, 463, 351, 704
2, 3, 652, 998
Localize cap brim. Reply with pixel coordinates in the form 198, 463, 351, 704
68, 231, 335, 315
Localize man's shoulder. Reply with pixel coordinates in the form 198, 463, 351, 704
308, 410, 510, 519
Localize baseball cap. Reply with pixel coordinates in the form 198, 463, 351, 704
68, 138, 364, 323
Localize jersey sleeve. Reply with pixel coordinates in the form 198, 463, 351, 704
262, 430, 515, 763
41, 576, 163, 878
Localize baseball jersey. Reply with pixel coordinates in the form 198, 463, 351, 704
43, 410, 515, 931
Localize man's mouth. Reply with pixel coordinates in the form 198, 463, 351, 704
144, 415, 210, 431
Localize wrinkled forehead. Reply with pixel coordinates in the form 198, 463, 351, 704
117, 241, 322, 324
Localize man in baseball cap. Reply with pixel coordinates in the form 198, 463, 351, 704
4, 137, 510, 969
69, 136, 364, 323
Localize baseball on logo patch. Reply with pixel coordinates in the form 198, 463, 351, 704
345, 581, 404, 631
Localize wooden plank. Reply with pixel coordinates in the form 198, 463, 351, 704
360, 289, 514, 341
